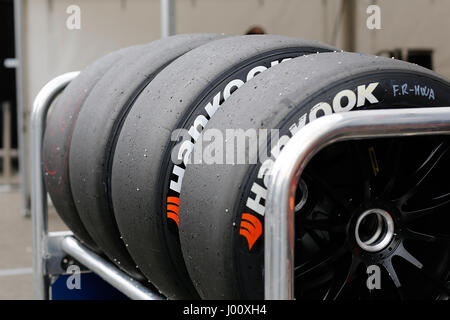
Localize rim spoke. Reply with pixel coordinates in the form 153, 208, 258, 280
307, 230, 328, 249
394, 242, 424, 269
363, 180, 372, 202
385, 241, 450, 297
347, 143, 373, 201
397, 142, 449, 207
295, 245, 347, 279
298, 218, 347, 233
323, 255, 360, 300
416, 269, 450, 296
381, 258, 404, 300
380, 139, 404, 198
402, 192, 450, 223
404, 229, 450, 245
304, 171, 355, 214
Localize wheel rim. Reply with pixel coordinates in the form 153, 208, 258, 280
293, 136, 450, 300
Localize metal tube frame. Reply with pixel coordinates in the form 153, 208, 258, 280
31, 72, 164, 300
14, 0, 29, 217
265, 107, 450, 300
161, 0, 176, 38
1, 101, 13, 185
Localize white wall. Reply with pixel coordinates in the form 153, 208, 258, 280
22, 0, 450, 112
356, 0, 450, 77
23, 0, 161, 109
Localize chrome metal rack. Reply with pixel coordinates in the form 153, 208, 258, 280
30, 72, 164, 300
31, 73, 450, 300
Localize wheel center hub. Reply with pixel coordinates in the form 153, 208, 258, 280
354, 208, 395, 252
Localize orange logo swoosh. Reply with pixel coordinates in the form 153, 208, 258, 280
167, 197, 180, 227
240, 213, 262, 251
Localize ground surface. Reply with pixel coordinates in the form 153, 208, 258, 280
0, 178, 67, 300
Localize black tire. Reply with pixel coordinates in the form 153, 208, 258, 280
178, 52, 450, 299
69, 34, 222, 281
111, 35, 335, 299
43, 44, 143, 252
